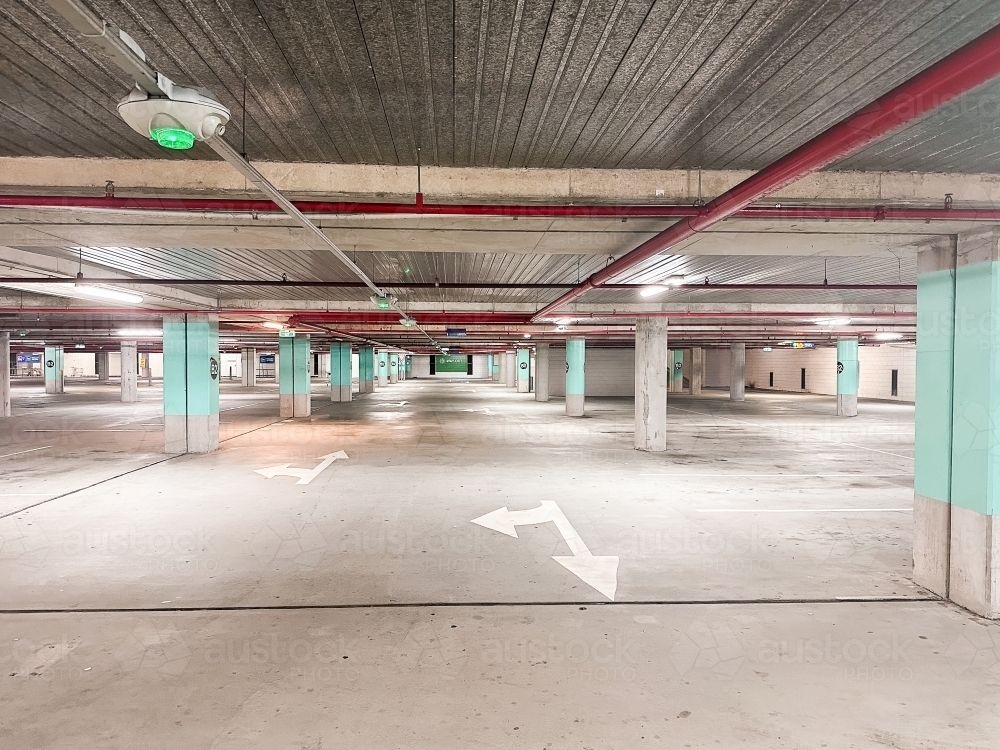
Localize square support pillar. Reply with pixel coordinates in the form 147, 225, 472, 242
516, 349, 530, 392
1, 332, 10, 417
163, 314, 220, 454
278, 333, 311, 417
914, 243, 956, 599
120, 341, 138, 403
504, 352, 516, 387
635, 319, 669, 451
535, 344, 550, 401
730, 343, 746, 402
388, 353, 399, 384
836, 338, 859, 417
359, 347, 375, 393
672, 349, 685, 393
96, 350, 110, 383
331, 342, 352, 402
565, 337, 585, 417
377, 350, 388, 387
44, 345, 64, 394
691, 347, 704, 396
241, 348, 257, 387
492, 354, 501, 381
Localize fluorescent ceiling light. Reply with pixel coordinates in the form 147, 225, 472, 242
873, 331, 903, 341
639, 285, 668, 298
73, 285, 143, 304
556, 318, 575, 325
261, 321, 286, 330
523, 333, 531, 338
815, 317, 852, 327
116, 328, 162, 338
662, 275, 688, 286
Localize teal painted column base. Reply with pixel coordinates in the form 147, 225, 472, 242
377, 351, 388, 387
672, 349, 684, 394
516, 348, 530, 393
359, 347, 374, 393
44, 345, 64, 394
163, 313, 220, 454
565, 337, 585, 417
836, 338, 859, 417
330, 342, 352, 402
278, 333, 311, 418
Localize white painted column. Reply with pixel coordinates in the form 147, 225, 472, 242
535, 343, 550, 402
1, 332, 10, 417
691, 347, 704, 396
241, 347, 257, 387
121, 341, 138, 403
504, 352, 516, 387
730, 343, 745, 402
635, 319, 669, 452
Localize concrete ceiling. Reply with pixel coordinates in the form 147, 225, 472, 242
3, 0, 1000, 171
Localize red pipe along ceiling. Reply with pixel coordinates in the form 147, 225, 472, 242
530, 23, 1000, 321
1, 195, 998, 223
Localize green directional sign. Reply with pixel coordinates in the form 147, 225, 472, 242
435, 354, 469, 373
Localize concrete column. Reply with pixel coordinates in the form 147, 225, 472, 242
377, 350, 388, 387
359, 347, 375, 393
913, 230, 1000, 618
914, 244, 955, 600
96, 350, 110, 383
836, 338, 859, 417
535, 344, 550, 402
672, 349, 685, 393
492, 354, 501, 381
635, 319, 669, 451
730, 343, 745, 402
241, 348, 257, 387
330, 342, 352, 402
486, 354, 493, 381
120, 341, 138, 403
44, 345, 64, 394
516, 349, 530, 392
163, 314, 220, 453
565, 337, 585, 417
388, 353, 399, 384
504, 352, 516, 387
278, 332, 311, 418
691, 347, 704, 395
1, 332, 10, 417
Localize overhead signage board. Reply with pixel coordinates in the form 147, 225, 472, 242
434, 354, 469, 373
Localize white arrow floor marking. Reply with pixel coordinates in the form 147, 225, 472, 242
461, 407, 495, 415
472, 500, 618, 600
381, 401, 408, 407
254, 451, 348, 485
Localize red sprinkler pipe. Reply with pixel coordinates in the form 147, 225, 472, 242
531, 24, 1000, 321
3, 195, 1000, 223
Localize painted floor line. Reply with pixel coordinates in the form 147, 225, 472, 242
21, 429, 159, 433
0, 445, 52, 460
640, 473, 912, 478
695, 507, 912, 513
0, 596, 940, 615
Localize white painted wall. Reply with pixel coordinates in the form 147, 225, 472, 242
548, 346, 635, 397
64, 353, 95, 377
704, 348, 730, 388
731, 344, 915, 402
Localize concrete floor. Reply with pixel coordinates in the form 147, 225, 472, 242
1, 378, 998, 748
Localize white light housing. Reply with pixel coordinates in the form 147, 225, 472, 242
556, 318, 575, 325
523, 333, 531, 338
116, 328, 162, 338
815, 317, 852, 327
73, 285, 144, 304
261, 321, 286, 330
639, 285, 668, 298
117, 77, 230, 146
873, 331, 903, 341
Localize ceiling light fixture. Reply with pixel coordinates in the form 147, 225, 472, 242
639, 285, 667, 298
116, 328, 162, 338
815, 317, 852, 327
873, 331, 903, 341
261, 321, 286, 330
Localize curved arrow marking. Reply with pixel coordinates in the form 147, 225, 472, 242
254, 451, 348, 485
472, 501, 618, 600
